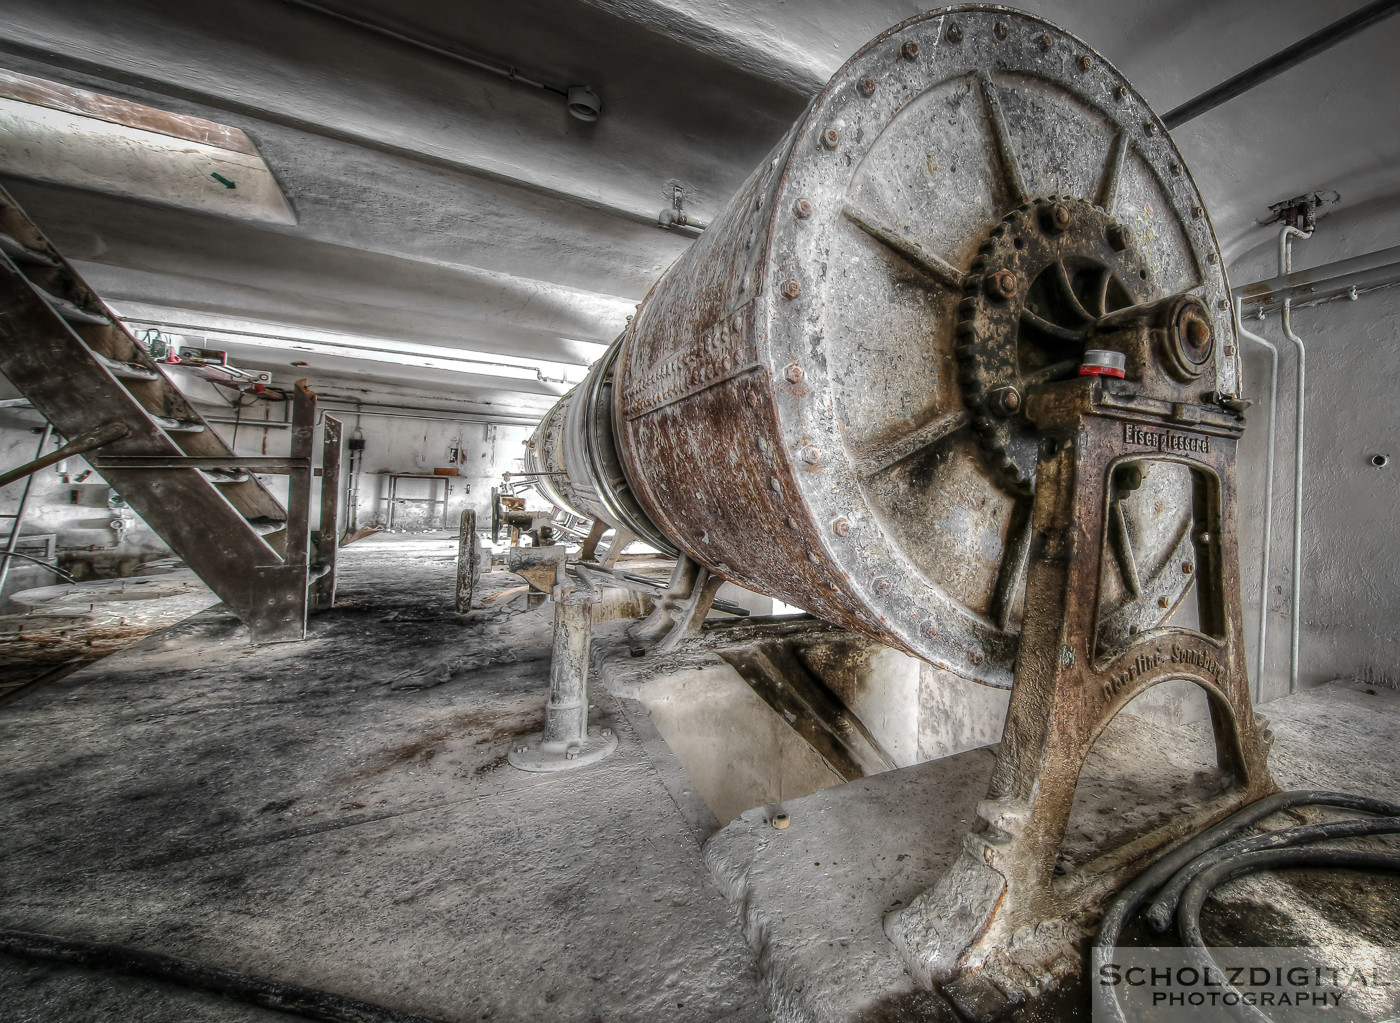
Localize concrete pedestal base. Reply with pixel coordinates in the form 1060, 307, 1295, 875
507, 726, 618, 772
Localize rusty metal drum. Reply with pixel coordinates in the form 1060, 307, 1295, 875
532, 6, 1237, 688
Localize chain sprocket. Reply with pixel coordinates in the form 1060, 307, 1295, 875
955, 196, 1156, 493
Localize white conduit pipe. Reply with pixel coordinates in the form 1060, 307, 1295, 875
1278, 225, 1312, 695
1234, 297, 1278, 705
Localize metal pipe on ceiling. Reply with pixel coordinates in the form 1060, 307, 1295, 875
1164, 0, 1400, 129
1234, 242, 1400, 312
279, 0, 602, 121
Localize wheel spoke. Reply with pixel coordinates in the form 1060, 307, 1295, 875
842, 201, 969, 290
1020, 309, 1087, 344
978, 72, 1029, 206
854, 408, 971, 479
1110, 499, 1143, 598
1096, 131, 1128, 213
1053, 260, 1097, 323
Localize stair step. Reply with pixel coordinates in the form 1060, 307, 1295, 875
200, 468, 251, 484
35, 285, 110, 326
95, 353, 161, 382
246, 517, 288, 536
151, 415, 206, 434
0, 232, 57, 267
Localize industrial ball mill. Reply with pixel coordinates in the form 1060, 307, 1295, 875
509, 5, 1274, 994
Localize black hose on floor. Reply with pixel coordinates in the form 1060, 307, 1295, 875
1094, 790, 1400, 1023
0, 928, 451, 1023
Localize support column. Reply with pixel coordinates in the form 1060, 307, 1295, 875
508, 587, 618, 772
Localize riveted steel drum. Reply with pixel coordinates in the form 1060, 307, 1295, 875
529, 6, 1237, 687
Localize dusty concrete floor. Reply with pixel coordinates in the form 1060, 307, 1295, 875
704, 681, 1400, 1023
0, 532, 768, 1022
3, 531, 1398, 1023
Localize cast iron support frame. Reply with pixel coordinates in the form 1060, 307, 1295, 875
886, 377, 1275, 1004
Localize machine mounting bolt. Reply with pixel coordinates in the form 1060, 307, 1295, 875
1079, 55, 1093, 70
822, 128, 840, 148
514, 745, 528, 754
601, 728, 612, 738
1107, 223, 1132, 251
802, 446, 822, 464
781, 278, 803, 299
988, 385, 1022, 417
986, 269, 1019, 301
1145, 121, 1160, 136
1043, 202, 1072, 233
794, 198, 813, 218
1193, 206, 1205, 219
1037, 34, 1052, 51
857, 75, 876, 96
1182, 561, 1194, 574
1208, 252, 1220, 264
1159, 596, 1170, 608
1170, 162, 1183, 176
1115, 85, 1128, 101
946, 23, 964, 42
832, 517, 851, 536
565, 748, 580, 760
993, 21, 1009, 39
785, 363, 805, 383
900, 40, 920, 60
873, 577, 891, 595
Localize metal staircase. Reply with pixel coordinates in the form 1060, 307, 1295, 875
0, 183, 339, 642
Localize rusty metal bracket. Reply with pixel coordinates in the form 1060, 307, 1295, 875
885, 376, 1274, 1001
625, 552, 726, 654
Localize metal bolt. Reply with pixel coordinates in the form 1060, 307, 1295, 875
873, 577, 892, 595
771, 812, 791, 830
601, 728, 612, 738
1107, 223, 1132, 251
1037, 34, 1052, 51
802, 446, 822, 464
1182, 561, 1194, 574
857, 74, 876, 96
986, 268, 1019, 301
565, 748, 580, 760
1170, 162, 1183, 176
1079, 55, 1093, 70
989, 385, 1022, 417
1145, 121, 1160, 136
822, 128, 840, 149
993, 21, 1009, 39
1043, 202, 1072, 233
1192, 206, 1205, 219
794, 198, 813, 219
1115, 85, 1128, 101
1225, 345, 1236, 356
832, 517, 851, 537
900, 40, 920, 60
781, 278, 803, 299
785, 363, 805, 383
1159, 596, 1170, 608
946, 23, 963, 42
514, 745, 528, 754
1207, 252, 1220, 264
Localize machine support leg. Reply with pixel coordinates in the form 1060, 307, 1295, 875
508, 588, 618, 773
455, 509, 479, 613
309, 414, 341, 613
885, 378, 1275, 1002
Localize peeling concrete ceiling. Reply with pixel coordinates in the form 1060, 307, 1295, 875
0, 0, 1395, 420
